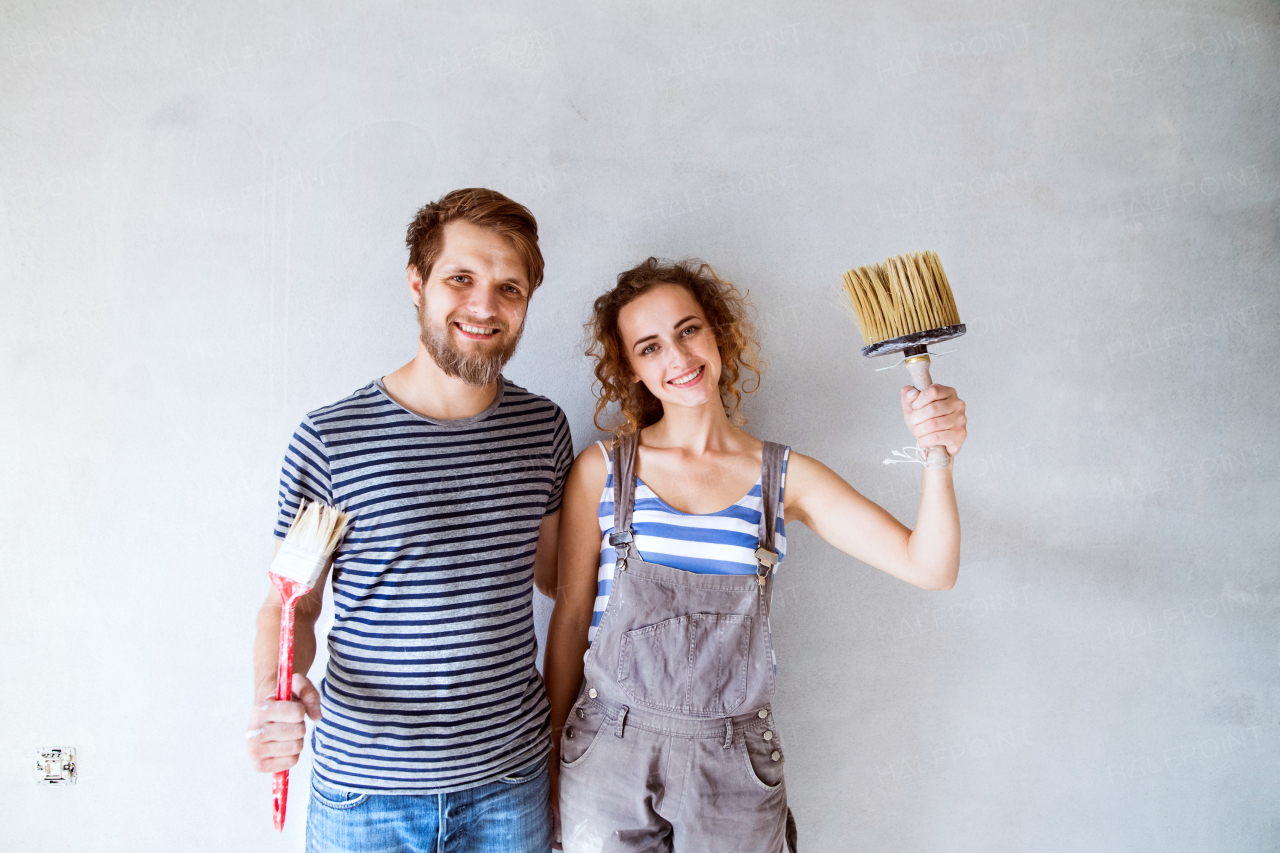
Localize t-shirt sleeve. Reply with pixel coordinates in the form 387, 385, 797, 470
274, 416, 334, 539
544, 406, 574, 515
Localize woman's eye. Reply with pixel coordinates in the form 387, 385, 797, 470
681, 325, 699, 337
642, 344, 657, 355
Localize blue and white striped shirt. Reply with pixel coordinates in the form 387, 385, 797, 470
275, 378, 573, 793
590, 441, 790, 644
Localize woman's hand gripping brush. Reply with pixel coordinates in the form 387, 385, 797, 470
901, 383, 967, 459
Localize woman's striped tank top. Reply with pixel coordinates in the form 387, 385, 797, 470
590, 440, 790, 645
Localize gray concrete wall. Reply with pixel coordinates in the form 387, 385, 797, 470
2, 1, 1276, 850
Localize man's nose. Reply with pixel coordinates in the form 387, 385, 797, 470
464, 283, 499, 318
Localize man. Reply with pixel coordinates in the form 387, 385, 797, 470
246, 188, 571, 851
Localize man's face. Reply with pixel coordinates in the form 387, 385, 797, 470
411, 219, 532, 387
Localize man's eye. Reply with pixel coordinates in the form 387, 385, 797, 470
451, 275, 469, 284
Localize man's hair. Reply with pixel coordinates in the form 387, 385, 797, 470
405, 188, 544, 292
585, 257, 764, 435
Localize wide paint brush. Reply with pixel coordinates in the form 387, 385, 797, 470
841, 250, 966, 467
268, 500, 349, 830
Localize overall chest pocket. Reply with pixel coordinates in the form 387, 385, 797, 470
616, 613, 752, 717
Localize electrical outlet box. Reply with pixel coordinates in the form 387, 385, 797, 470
35, 748, 75, 785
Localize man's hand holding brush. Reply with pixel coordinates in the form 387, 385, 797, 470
246, 536, 333, 778
246, 672, 323, 773
901, 383, 967, 459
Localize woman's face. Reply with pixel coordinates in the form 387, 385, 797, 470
617, 283, 723, 412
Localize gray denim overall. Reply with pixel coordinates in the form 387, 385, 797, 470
559, 434, 797, 853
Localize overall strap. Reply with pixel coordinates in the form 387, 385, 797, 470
754, 441, 787, 584
609, 431, 640, 565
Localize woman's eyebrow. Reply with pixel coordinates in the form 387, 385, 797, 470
632, 315, 700, 350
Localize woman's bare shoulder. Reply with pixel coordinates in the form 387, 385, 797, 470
569, 440, 611, 490
780, 450, 838, 509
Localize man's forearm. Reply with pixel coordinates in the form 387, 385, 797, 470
246, 590, 324, 775
253, 597, 321, 701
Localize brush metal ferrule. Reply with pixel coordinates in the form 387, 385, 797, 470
270, 542, 328, 588
860, 324, 966, 358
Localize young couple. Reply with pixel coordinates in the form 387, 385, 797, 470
246, 188, 966, 853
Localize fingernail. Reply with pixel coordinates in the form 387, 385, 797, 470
260, 703, 270, 711
246, 728, 264, 739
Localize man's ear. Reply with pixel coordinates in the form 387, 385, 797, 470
408, 265, 425, 308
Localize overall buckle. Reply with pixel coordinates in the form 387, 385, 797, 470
755, 547, 777, 588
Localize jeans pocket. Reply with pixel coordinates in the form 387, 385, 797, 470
498, 754, 548, 785
740, 724, 785, 792
617, 613, 752, 716
560, 699, 607, 768
310, 776, 371, 810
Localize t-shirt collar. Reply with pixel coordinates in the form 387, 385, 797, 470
373, 376, 506, 426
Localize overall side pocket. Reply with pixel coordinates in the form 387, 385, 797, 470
740, 724, 785, 792
560, 699, 608, 768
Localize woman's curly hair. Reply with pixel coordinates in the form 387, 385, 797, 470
586, 257, 765, 435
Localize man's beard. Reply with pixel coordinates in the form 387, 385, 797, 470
419, 303, 524, 387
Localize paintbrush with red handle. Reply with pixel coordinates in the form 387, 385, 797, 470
269, 500, 349, 830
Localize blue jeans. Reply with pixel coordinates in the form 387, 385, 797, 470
305, 757, 552, 853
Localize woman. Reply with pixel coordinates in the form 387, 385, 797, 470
545, 258, 966, 852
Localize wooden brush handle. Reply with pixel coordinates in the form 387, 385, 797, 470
904, 356, 951, 468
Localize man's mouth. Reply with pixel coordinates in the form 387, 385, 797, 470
668, 365, 704, 387
454, 321, 501, 340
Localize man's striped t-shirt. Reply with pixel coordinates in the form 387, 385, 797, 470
274, 377, 573, 794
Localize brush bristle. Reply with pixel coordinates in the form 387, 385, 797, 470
840, 250, 961, 345
282, 500, 349, 557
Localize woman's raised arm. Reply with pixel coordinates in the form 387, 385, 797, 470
784, 383, 966, 590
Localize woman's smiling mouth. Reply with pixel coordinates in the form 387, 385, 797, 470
669, 365, 704, 387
